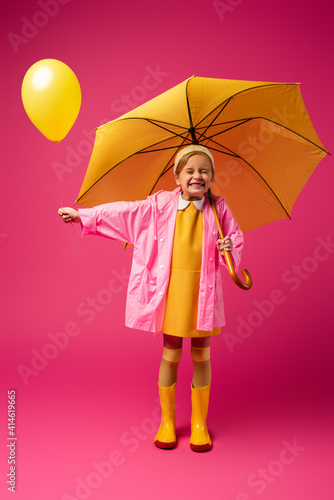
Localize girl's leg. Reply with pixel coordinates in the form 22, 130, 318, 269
191, 336, 211, 388
190, 336, 212, 451
158, 334, 183, 387
154, 334, 182, 449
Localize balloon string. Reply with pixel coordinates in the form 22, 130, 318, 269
70, 222, 76, 266
55, 142, 63, 208
56, 141, 76, 265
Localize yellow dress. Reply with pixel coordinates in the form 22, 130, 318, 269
162, 202, 220, 338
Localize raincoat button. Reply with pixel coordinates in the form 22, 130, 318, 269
158, 291, 163, 296
160, 210, 163, 214
210, 258, 213, 262
209, 285, 213, 289
160, 238, 164, 242
213, 231, 216, 235
160, 265, 164, 269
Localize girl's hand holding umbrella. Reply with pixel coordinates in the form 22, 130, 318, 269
58, 207, 81, 224
217, 236, 233, 254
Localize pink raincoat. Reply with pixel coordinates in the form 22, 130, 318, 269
78, 187, 244, 334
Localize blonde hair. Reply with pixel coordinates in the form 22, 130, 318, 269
174, 151, 215, 179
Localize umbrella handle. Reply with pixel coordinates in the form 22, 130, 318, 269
209, 195, 252, 291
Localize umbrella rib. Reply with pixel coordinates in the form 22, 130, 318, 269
206, 136, 292, 219
148, 134, 195, 194
112, 115, 201, 146
185, 129, 238, 157
185, 79, 198, 144
194, 83, 297, 128
199, 118, 253, 142
110, 115, 189, 131
258, 119, 329, 154
202, 116, 329, 155
190, 81, 329, 155
196, 98, 232, 143
76, 132, 194, 204
201, 118, 254, 142
147, 123, 220, 194
143, 119, 192, 142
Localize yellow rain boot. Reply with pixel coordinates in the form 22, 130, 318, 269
154, 382, 176, 449
190, 384, 212, 452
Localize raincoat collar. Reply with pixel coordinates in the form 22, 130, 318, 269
150, 186, 225, 212
178, 194, 205, 211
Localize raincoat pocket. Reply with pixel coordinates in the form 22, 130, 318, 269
135, 268, 157, 304
215, 268, 224, 302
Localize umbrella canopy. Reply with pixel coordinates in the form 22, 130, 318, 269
75, 76, 329, 232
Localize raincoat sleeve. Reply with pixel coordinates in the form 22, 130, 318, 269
78, 199, 152, 245
218, 200, 244, 271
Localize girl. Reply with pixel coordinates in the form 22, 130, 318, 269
58, 145, 244, 452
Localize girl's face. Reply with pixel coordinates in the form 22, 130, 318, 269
175, 154, 213, 201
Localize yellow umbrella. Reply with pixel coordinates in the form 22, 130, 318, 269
75, 76, 329, 288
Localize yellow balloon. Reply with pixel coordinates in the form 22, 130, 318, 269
21, 59, 81, 142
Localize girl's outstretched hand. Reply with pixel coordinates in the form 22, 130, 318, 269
217, 236, 233, 254
58, 207, 81, 224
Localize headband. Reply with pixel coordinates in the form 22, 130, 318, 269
174, 145, 215, 173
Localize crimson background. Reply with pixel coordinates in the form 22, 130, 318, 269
1, 1, 333, 499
